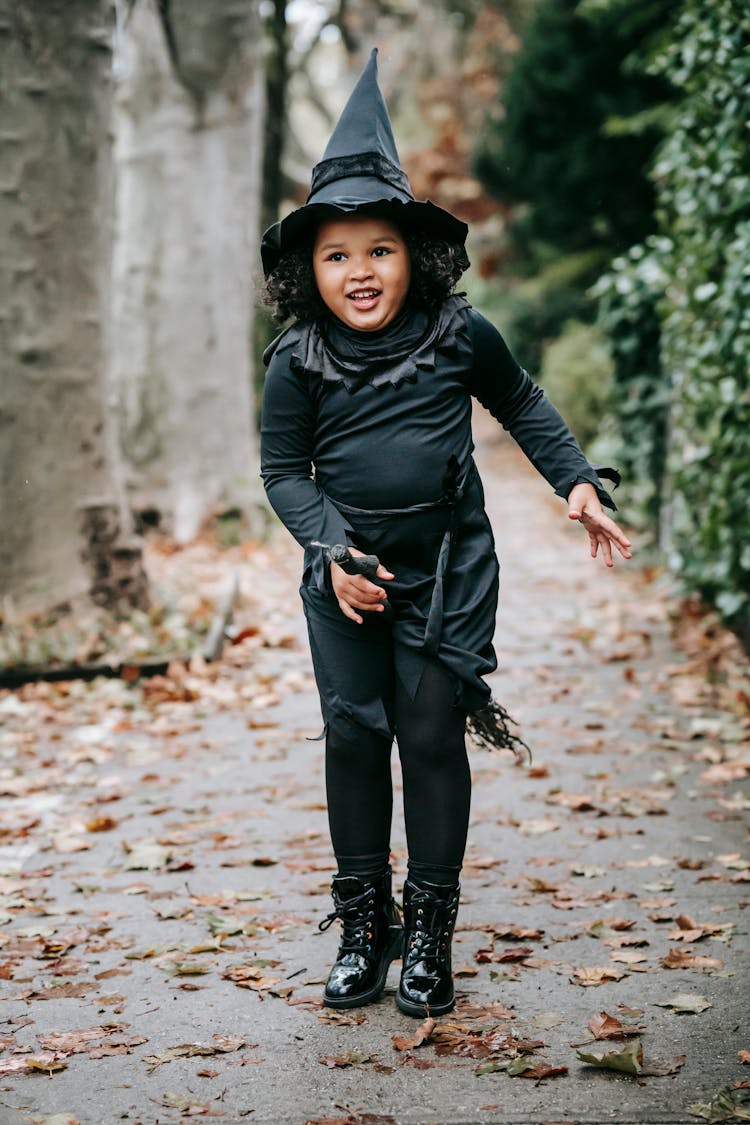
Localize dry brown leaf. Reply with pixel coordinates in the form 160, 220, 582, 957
521, 1062, 569, 1082
36, 1026, 124, 1053
661, 948, 724, 971
586, 1011, 645, 1040
492, 924, 545, 941
639, 1054, 687, 1077
453, 999, 516, 1021
318, 1051, 376, 1068
392, 1016, 435, 1051
570, 966, 627, 987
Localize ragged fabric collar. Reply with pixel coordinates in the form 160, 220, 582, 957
276, 295, 471, 393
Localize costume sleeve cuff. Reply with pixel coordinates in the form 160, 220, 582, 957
558, 465, 621, 512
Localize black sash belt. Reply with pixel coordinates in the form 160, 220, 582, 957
328, 456, 474, 656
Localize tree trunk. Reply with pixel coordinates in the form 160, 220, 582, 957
261, 0, 289, 238
112, 0, 265, 543
0, 0, 148, 616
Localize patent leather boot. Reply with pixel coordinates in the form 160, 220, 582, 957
319, 869, 403, 1009
396, 878, 460, 1017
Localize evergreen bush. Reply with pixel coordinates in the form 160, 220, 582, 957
595, 0, 750, 634
539, 319, 614, 450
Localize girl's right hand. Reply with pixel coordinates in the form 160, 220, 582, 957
330, 547, 394, 624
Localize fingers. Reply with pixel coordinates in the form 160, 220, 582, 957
337, 598, 363, 625
330, 561, 392, 623
376, 563, 394, 580
576, 508, 633, 566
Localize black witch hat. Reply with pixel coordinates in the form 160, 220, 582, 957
260, 48, 469, 276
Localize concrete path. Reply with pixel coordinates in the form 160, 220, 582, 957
1, 418, 748, 1125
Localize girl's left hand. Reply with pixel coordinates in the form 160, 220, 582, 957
567, 483, 632, 567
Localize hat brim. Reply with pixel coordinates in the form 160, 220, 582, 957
261, 198, 469, 277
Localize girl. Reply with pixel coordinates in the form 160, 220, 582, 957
260, 50, 631, 1017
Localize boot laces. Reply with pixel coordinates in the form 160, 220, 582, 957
318, 886, 377, 955
407, 893, 456, 961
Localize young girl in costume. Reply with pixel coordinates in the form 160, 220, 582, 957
260, 50, 631, 1017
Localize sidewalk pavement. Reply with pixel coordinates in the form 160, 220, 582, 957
1, 419, 748, 1125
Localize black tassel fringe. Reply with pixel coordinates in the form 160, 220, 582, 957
467, 699, 531, 765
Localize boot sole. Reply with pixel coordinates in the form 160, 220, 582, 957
395, 988, 455, 1018
322, 928, 403, 1010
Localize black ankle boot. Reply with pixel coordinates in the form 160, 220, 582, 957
396, 878, 460, 1017
319, 868, 403, 1009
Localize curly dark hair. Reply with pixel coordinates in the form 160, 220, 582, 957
263, 227, 469, 324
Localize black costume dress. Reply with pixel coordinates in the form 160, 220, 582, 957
260, 296, 616, 743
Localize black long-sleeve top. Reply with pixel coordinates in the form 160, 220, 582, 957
261, 297, 615, 593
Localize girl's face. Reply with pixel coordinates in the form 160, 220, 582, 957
312, 215, 411, 332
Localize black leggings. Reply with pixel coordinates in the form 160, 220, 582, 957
325, 660, 471, 885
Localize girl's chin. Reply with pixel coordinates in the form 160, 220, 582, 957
339, 301, 399, 331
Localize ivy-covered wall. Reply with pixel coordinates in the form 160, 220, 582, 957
595, 0, 750, 636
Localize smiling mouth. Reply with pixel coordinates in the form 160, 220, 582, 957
347, 289, 381, 306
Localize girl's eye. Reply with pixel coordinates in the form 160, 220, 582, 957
327, 252, 346, 262
372, 246, 391, 257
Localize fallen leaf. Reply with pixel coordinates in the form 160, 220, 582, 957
0, 1052, 70, 1076
28, 1117, 80, 1125
85, 816, 118, 832
518, 817, 560, 836
492, 924, 545, 941
667, 915, 734, 942
688, 1085, 750, 1122
586, 1011, 644, 1040
454, 963, 479, 977
162, 960, 212, 977
121, 840, 171, 870
520, 1061, 569, 1082
654, 992, 712, 1014
392, 1017, 435, 1051
222, 965, 280, 991
661, 948, 724, 972
532, 1012, 566, 1030
610, 950, 649, 967
570, 966, 626, 987
316, 1009, 366, 1026
506, 1056, 537, 1076
88, 1036, 147, 1058
36, 1026, 124, 1053
576, 1038, 644, 1075
452, 999, 516, 1021
154, 1092, 223, 1116
318, 1051, 375, 1068
476, 945, 533, 964
639, 1054, 686, 1077
144, 1034, 246, 1071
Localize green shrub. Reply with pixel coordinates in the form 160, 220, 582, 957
539, 319, 614, 450
594, 0, 750, 633
592, 240, 670, 534
649, 1, 750, 628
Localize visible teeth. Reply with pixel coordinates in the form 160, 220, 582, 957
349, 290, 378, 299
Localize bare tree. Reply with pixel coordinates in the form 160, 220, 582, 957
0, 0, 147, 616
111, 0, 265, 542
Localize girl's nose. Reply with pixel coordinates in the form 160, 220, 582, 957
349, 256, 373, 280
